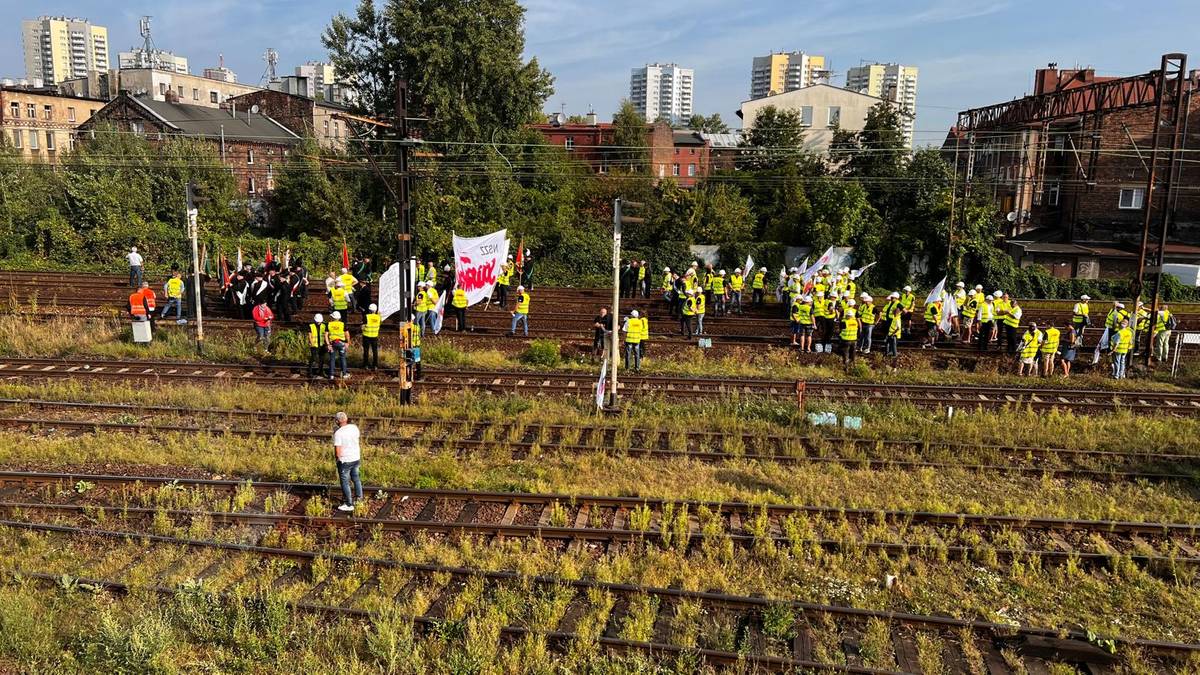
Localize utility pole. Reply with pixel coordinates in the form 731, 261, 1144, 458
395, 80, 415, 392
185, 182, 204, 353
947, 131, 960, 278
608, 198, 644, 409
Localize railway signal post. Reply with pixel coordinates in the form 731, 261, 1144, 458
608, 198, 644, 409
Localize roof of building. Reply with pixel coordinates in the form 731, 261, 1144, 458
672, 130, 706, 146
0, 85, 105, 102
129, 95, 300, 144
738, 83, 890, 110
227, 88, 354, 112
700, 132, 743, 148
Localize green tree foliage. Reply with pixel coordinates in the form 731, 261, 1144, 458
690, 183, 755, 243
684, 113, 730, 134
610, 100, 649, 173
740, 106, 807, 172
324, 0, 555, 143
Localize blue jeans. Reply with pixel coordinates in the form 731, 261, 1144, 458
886, 335, 898, 357
859, 324, 874, 352
129, 266, 142, 288
337, 460, 362, 507
329, 341, 348, 376
696, 314, 705, 335
624, 342, 641, 371
255, 325, 271, 344
414, 311, 427, 333
162, 297, 182, 319
511, 312, 528, 336
1112, 353, 1127, 379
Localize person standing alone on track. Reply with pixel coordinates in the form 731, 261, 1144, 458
162, 270, 185, 322
510, 286, 530, 336
127, 247, 144, 288
252, 299, 274, 349
333, 412, 362, 512
361, 303, 381, 370
328, 311, 350, 380
308, 313, 330, 379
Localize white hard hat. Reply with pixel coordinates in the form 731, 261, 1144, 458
974, 284, 983, 290
314, 313, 324, 323
816, 291, 825, 297
336, 281, 345, 288
341, 267, 348, 273
760, 267, 767, 271
631, 310, 639, 318
664, 266, 671, 272
719, 270, 726, 275
1116, 302, 1125, 308
444, 264, 451, 271
691, 262, 699, 267
985, 296, 994, 302
955, 281, 965, 287
903, 285, 912, 292
889, 292, 900, 299
847, 299, 856, 306
517, 285, 525, 290
802, 295, 812, 302
842, 290, 851, 297
734, 267, 741, 273
789, 267, 798, 273
993, 291, 1003, 298
841, 267, 850, 274
863, 295, 873, 302
331, 311, 341, 320
369, 303, 378, 312
1081, 295, 1090, 300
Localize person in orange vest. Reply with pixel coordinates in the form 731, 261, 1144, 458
129, 286, 148, 321
138, 282, 157, 329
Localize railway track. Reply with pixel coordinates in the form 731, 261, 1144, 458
2, 398, 1197, 481
2, 470, 1199, 575
0, 355, 1196, 414
9, 521, 1195, 673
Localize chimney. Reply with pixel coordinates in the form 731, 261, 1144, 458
1034, 64, 1059, 96
230, 101, 236, 118
585, 109, 598, 125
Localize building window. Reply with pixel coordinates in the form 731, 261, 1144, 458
159, 83, 167, 96
178, 86, 184, 96
672, 163, 680, 176
1118, 188, 1144, 210
45, 132, 55, 151
192, 88, 199, 101
827, 106, 841, 127
247, 148, 254, 164
67, 107, 76, 122
9, 102, 18, 118
565, 137, 575, 152
323, 120, 330, 136
248, 176, 257, 195
26, 104, 35, 119
800, 106, 813, 127
210, 91, 219, 104
11, 130, 21, 149
687, 163, 696, 177
28, 130, 38, 150
42, 105, 52, 120
334, 122, 340, 139
1047, 183, 1060, 206
132, 121, 145, 136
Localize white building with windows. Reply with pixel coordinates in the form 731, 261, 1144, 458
22, 16, 110, 85
846, 62, 918, 147
629, 63, 693, 124
737, 84, 889, 154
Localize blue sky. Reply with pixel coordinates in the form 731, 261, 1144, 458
4, 0, 1199, 146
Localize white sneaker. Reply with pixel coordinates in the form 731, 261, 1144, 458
342, 373, 350, 380
337, 504, 354, 512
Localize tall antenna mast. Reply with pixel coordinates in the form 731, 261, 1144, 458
138, 16, 160, 69
263, 48, 279, 83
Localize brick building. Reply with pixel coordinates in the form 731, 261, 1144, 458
227, 89, 352, 151
1, 84, 104, 160
78, 91, 299, 197
954, 60, 1200, 278
528, 117, 708, 186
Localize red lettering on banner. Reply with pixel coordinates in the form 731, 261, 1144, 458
456, 259, 498, 292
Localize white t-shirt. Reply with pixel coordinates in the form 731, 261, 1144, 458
333, 423, 361, 463
127, 252, 144, 267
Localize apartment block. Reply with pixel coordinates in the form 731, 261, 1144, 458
22, 16, 110, 85
749, 51, 828, 100
1, 85, 105, 160
295, 62, 335, 100
629, 63, 693, 124
846, 62, 918, 147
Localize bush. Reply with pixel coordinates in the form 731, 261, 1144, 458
422, 341, 469, 366
519, 339, 561, 367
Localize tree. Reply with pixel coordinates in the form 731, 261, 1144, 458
685, 113, 730, 134
829, 101, 909, 214
739, 106, 810, 172
324, 0, 555, 143
609, 100, 648, 174
691, 184, 755, 243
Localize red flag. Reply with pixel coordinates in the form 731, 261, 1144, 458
342, 239, 350, 269
515, 238, 524, 272
220, 254, 229, 286
265, 241, 273, 265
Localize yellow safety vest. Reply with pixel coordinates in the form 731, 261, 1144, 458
452, 289, 468, 309
1020, 330, 1042, 358
711, 277, 725, 294
1136, 308, 1150, 332
1105, 309, 1129, 330
1040, 327, 1060, 354
682, 296, 695, 316
899, 292, 915, 311
625, 317, 642, 344
661, 272, 673, 291
426, 268, 437, 284
338, 273, 357, 289
1155, 310, 1172, 332
977, 302, 994, 322
637, 266, 646, 281
331, 287, 349, 310
497, 266, 512, 285
924, 303, 940, 323
1114, 327, 1134, 354
414, 290, 428, 313
888, 312, 902, 337
639, 316, 649, 342
515, 293, 530, 314
1073, 303, 1089, 324
841, 316, 859, 341
1003, 305, 1023, 328
328, 321, 346, 342
796, 303, 813, 325
426, 289, 439, 308
308, 322, 327, 347
860, 303, 876, 325
790, 301, 803, 322
730, 274, 744, 291
363, 313, 381, 338
694, 294, 705, 315
752, 272, 765, 289
166, 278, 184, 298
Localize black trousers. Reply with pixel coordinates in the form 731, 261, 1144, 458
752, 289, 764, 305
454, 307, 467, 331
977, 322, 993, 351
680, 315, 693, 338
497, 285, 508, 309
1005, 325, 1018, 354
307, 346, 328, 377
362, 336, 379, 369
842, 340, 856, 365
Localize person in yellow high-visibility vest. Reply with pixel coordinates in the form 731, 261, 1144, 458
361, 303, 381, 370
1017, 322, 1044, 377
413, 282, 430, 332
307, 313, 329, 379
637, 310, 649, 362
510, 286, 530, 336
712, 270, 727, 316
495, 261, 513, 309
840, 301, 859, 366
1153, 303, 1175, 363
451, 286, 469, 332
330, 281, 350, 313
1039, 320, 1060, 378
1112, 319, 1133, 379
729, 267, 745, 315
162, 271, 185, 321
680, 288, 697, 339
337, 268, 359, 312
623, 310, 643, 372
751, 267, 767, 306
327, 311, 350, 380
403, 319, 422, 383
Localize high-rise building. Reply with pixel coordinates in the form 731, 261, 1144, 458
203, 55, 238, 84
749, 51, 828, 100
295, 62, 335, 100
22, 16, 110, 85
846, 62, 918, 147
629, 63, 693, 124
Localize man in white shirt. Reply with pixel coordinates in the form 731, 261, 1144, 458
127, 247, 144, 288
333, 411, 362, 512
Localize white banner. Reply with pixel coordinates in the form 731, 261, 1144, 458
453, 229, 510, 307
744, 254, 755, 277
925, 276, 947, 306
595, 358, 608, 409
432, 291, 447, 335
803, 247, 834, 285
378, 262, 402, 321
939, 293, 958, 334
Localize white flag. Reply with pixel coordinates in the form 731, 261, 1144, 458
452, 229, 510, 307
850, 262, 876, 280
236, 247, 243, 270
925, 276, 948, 306
939, 293, 958, 334
595, 358, 608, 409
431, 291, 447, 335
1092, 327, 1108, 364
803, 247, 835, 284
743, 254, 754, 279
796, 256, 809, 280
